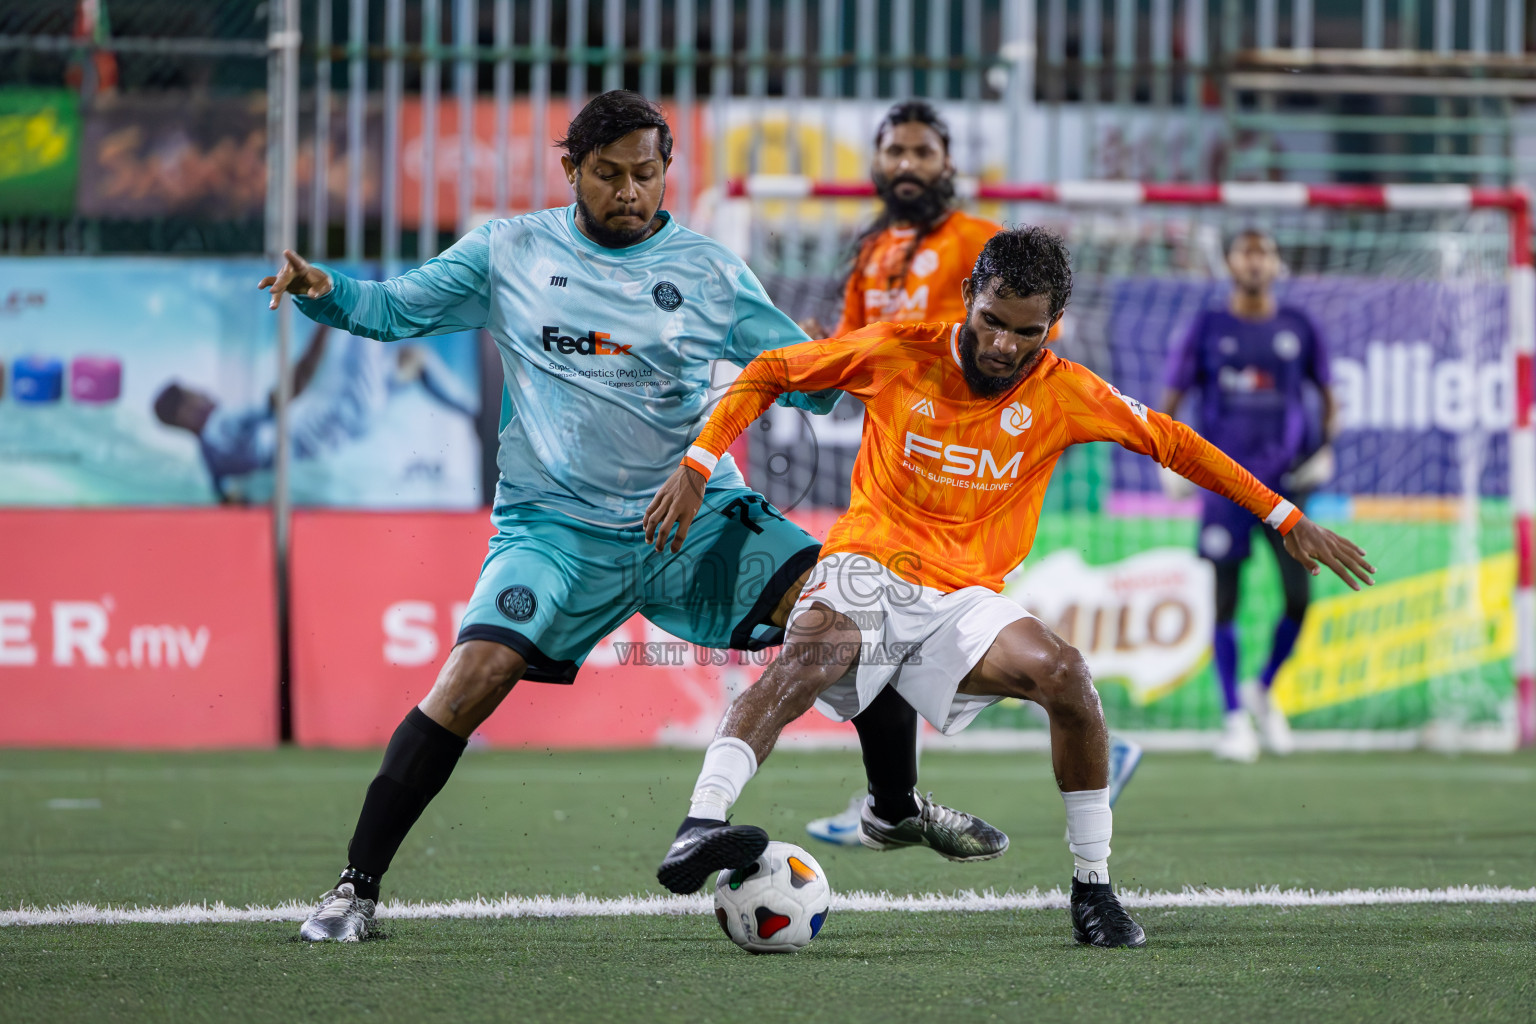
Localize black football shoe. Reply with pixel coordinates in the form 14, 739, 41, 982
1070, 876, 1147, 948
656, 818, 770, 895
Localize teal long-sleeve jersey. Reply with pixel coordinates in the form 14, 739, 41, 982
295, 204, 831, 526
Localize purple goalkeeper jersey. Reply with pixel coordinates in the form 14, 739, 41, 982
1163, 305, 1331, 486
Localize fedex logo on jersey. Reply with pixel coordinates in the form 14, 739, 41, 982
904, 431, 1024, 480
540, 325, 633, 357
1217, 365, 1277, 393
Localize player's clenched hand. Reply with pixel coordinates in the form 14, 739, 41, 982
797, 317, 828, 339
644, 465, 708, 553
258, 249, 332, 310
1282, 517, 1376, 591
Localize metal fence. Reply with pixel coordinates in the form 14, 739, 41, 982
1, 0, 1533, 256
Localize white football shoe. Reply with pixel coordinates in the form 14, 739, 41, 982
1256, 688, 1296, 755
1213, 710, 1261, 763
805, 791, 867, 847
298, 882, 377, 942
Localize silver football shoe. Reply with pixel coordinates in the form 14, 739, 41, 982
858, 790, 1009, 862
298, 882, 377, 942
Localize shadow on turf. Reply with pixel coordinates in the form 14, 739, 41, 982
285, 931, 391, 944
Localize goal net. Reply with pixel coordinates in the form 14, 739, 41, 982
711, 180, 1535, 751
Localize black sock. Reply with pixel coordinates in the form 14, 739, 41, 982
338, 866, 380, 902
343, 707, 467, 895
852, 686, 921, 823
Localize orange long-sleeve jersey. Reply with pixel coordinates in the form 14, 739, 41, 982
683, 321, 1303, 594
834, 210, 1000, 336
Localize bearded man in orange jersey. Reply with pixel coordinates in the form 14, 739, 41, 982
800, 100, 1123, 852
800, 99, 997, 340
649, 228, 1374, 947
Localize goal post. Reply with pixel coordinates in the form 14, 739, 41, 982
717, 177, 1534, 751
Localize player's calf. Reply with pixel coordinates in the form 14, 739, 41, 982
969, 624, 1110, 791
714, 611, 863, 758
297, 641, 527, 942
963, 618, 1146, 947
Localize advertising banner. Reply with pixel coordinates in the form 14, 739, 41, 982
0, 89, 81, 216
289, 510, 855, 748
76, 94, 266, 219
398, 97, 710, 228
0, 508, 278, 748
1102, 277, 1510, 498
0, 258, 481, 508
975, 512, 1514, 734
77, 93, 381, 223
716, 98, 1230, 191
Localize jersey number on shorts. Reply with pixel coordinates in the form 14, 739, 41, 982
718, 495, 784, 535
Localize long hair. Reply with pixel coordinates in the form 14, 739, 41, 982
847, 100, 955, 294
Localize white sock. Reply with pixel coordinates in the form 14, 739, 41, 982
687, 737, 758, 821
1062, 787, 1113, 884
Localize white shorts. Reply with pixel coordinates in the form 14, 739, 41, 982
787, 552, 1033, 735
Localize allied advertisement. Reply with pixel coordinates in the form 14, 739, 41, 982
1101, 277, 1510, 498
0, 508, 278, 748
0, 258, 482, 508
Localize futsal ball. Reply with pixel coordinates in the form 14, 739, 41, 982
713, 840, 832, 954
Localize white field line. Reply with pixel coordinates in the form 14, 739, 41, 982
4, 885, 1533, 928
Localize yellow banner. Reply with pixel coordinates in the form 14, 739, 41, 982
1273, 553, 1514, 715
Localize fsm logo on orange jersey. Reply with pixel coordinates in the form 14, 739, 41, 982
862, 284, 930, 319
903, 431, 1024, 480
540, 325, 633, 356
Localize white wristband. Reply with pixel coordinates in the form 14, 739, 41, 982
1265, 499, 1297, 529
684, 445, 719, 475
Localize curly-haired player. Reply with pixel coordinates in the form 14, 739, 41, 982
648, 227, 1374, 948
801, 101, 1139, 852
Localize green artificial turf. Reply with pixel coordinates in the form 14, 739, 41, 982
1, 748, 1533, 1023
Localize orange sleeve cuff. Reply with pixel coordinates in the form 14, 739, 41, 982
681, 445, 719, 479
1265, 500, 1304, 535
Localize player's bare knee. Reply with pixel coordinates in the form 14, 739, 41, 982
1031, 644, 1098, 719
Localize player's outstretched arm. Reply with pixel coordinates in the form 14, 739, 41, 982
258, 227, 492, 342
1281, 517, 1375, 591
643, 465, 708, 553
1056, 365, 1376, 591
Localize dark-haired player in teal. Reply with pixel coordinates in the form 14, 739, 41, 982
261, 91, 1006, 942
